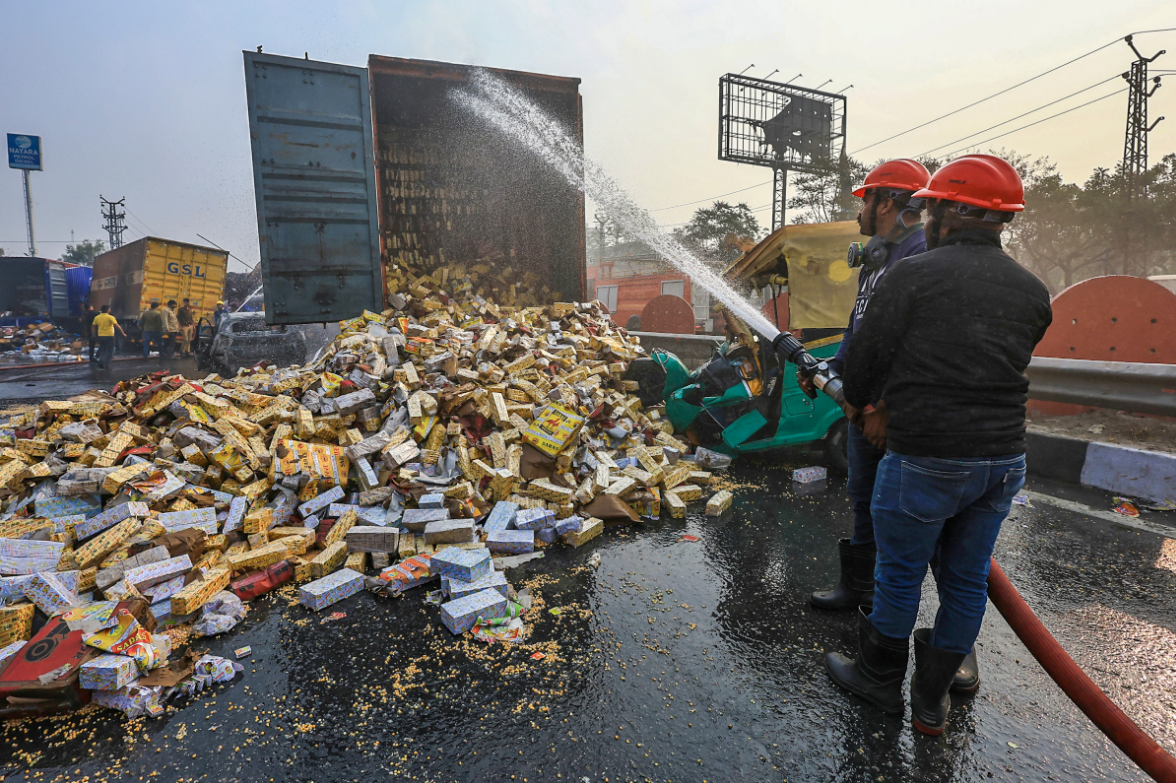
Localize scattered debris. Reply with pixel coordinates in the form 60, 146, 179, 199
1112, 497, 1140, 518
0, 273, 738, 723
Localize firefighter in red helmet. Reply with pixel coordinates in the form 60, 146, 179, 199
808, 158, 930, 613
825, 154, 1053, 736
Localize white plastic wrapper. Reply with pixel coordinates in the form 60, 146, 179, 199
192, 591, 247, 637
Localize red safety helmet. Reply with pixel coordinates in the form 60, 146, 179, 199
913, 154, 1025, 212
852, 158, 931, 198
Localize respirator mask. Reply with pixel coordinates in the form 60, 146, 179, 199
847, 190, 925, 268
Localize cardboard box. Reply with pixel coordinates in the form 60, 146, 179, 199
74, 517, 141, 569
0, 603, 36, 646
227, 541, 288, 573
422, 520, 475, 545
483, 501, 518, 532
0, 538, 66, 575
297, 485, 346, 519
21, 571, 82, 615
792, 466, 827, 484
79, 653, 139, 692
401, 508, 449, 533
74, 502, 149, 541
515, 507, 556, 530
706, 490, 733, 516
309, 541, 348, 579
486, 529, 535, 554
323, 510, 357, 547
429, 547, 491, 583
157, 508, 219, 535
299, 568, 364, 611
440, 588, 507, 635
443, 570, 509, 601
523, 404, 584, 457
345, 526, 400, 553
562, 517, 603, 548
170, 569, 231, 615
123, 555, 192, 590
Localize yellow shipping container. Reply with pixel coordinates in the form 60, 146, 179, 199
89, 237, 229, 323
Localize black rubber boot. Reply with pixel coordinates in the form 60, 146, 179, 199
910, 629, 968, 735
810, 539, 876, 610
950, 648, 979, 694
825, 607, 909, 715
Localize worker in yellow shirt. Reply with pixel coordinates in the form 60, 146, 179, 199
92, 305, 125, 370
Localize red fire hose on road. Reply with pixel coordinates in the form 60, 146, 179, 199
987, 558, 1176, 783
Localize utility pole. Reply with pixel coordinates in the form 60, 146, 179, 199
100, 196, 127, 249
22, 170, 36, 257
1120, 35, 1165, 276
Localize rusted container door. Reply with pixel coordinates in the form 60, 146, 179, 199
243, 52, 383, 324
368, 57, 586, 303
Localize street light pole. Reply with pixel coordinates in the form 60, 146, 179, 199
22, 169, 36, 257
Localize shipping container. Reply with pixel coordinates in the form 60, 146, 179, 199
368, 56, 586, 304
0, 258, 90, 322
88, 237, 228, 323
242, 52, 585, 324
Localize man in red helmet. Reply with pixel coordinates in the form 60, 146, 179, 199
825, 155, 1052, 736
808, 158, 929, 613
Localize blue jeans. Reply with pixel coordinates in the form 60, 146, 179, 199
142, 330, 161, 358
868, 452, 1026, 654
847, 423, 885, 546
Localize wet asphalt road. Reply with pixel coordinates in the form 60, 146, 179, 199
0, 364, 1173, 783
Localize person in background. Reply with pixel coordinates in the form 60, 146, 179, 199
163, 300, 181, 358
82, 304, 98, 364
825, 154, 1053, 736
214, 300, 228, 331
139, 301, 165, 359
177, 297, 196, 357
807, 159, 930, 613
92, 305, 125, 370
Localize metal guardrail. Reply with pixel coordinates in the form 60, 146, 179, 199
1025, 357, 1176, 417
632, 334, 1176, 417
631, 331, 723, 369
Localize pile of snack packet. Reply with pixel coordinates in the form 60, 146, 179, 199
0, 322, 85, 364
0, 262, 734, 720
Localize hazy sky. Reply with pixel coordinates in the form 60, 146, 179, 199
2, 1, 1173, 271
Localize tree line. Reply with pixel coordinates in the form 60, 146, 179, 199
589, 149, 1176, 296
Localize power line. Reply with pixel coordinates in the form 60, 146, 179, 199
651, 179, 773, 211
917, 74, 1123, 157
937, 87, 1128, 158
643, 29, 1176, 223
849, 31, 1173, 155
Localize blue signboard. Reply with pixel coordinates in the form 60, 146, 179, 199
7, 134, 42, 170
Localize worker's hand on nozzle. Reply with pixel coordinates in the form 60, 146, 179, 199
861, 400, 889, 451
795, 370, 816, 398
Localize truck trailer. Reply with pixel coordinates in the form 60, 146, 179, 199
88, 237, 228, 328
243, 51, 586, 324
0, 257, 92, 327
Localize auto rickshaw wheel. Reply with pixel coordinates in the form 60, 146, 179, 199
824, 418, 849, 474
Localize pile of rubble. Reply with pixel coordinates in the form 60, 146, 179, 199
0, 263, 734, 721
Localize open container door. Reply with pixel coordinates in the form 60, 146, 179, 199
243, 51, 383, 324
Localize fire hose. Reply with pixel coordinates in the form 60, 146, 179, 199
774, 333, 1176, 782
987, 560, 1176, 783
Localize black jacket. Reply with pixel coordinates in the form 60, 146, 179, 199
842, 230, 1053, 458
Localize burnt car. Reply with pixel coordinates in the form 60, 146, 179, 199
194, 312, 307, 376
